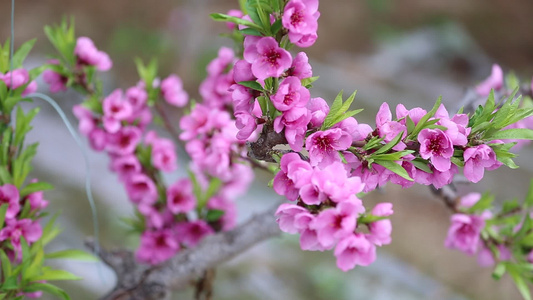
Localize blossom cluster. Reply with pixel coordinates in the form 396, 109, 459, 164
212, 0, 533, 272
274, 153, 392, 271
0, 67, 52, 298
474, 64, 533, 150
0, 68, 37, 96
45, 35, 256, 265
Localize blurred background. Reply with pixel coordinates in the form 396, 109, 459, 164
1, 0, 533, 299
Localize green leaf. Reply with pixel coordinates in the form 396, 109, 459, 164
507, 264, 532, 300
238, 28, 263, 36
210, 13, 263, 31
374, 160, 413, 181
321, 91, 360, 129
45, 249, 99, 262
492, 262, 506, 280
411, 159, 432, 173
12, 39, 36, 68
238, 80, 264, 92
301, 76, 319, 88
30, 269, 82, 282
468, 191, 494, 213
505, 72, 520, 91
199, 178, 222, 210
206, 209, 225, 222
373, 132, 403, 155
0, 203, 8, 229
20, 181, 54, 197
0, 166, 12, 185
408, 96, 442, 140
0, 249, 12, 278
487, 128, 533, 141
23, 283, 71, 300
24, 242, 44, 280
358, 214, 388, 224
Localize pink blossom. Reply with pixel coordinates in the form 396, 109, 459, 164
351, 162, 391, 193
459, 192, 481, 209
312, 199, 363, 249
125, 85, 148, 112
88, 128, 108, 151
418, 128, 454, 172
367, 203, 393, 246
305, 128, 351, 167
1, 69, 30, 90
273, 106, 311, 151
245, 37, 292, 81
389, 160, 417, 189
219, 162, 254, 198
175, 220, 214, 247
272, 76, 310, 111
307, 97, 329, 128
136, 229, 179, 265
102, 89, 133, 133
333, 117, 372, 142
476, 64, 503, 96
273, 153, 312, 201
434, 104, 470, 146
166, 179, 196, 214
125, 173, 158, 205
207, 196, 237, 231
139, 203, 174, 230
0, 184, 20, 219
334, 234, 377, 271
376, 102, 407, 147
477, 245, 511, 267
275, 203, 312, 234
180, 105, 231, 140
463, 145, 501, 183
283, 0, 320, 47
300, 227, 326, 251
396, 104, 426, 125
161, 74, 189, 107
445, 214, 485, 255
0, 219, 42, 259
106, 126, 142, 155
74, 37, 112, 71
73, 105, 97, 136
414, 164, 458, 189
150, 137, 177, 172
43, 69, 67, 93
233, 60, 255, 83
287, 52, 313, 79
26, 180, 49, 211
110, 155, 142, 182
235, 111, 257, 141
231, 84, 256, 113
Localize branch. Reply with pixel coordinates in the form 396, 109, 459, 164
87, 204, 281, 300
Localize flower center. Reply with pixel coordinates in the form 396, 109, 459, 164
265, 50, 281, 67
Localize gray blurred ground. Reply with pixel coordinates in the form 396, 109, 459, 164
2, 0, 533, 299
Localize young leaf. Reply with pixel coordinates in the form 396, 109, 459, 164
30, 269, 82, 281
23, 283, 71, 300
12, 39, 36, 68
238, 80, 264, 92
206, 209, 225, 222
487, 128, 533, 141
210, 13, 263, 31
20, 181, 54, 197
45, 249, 99, 262
374, 160, 413, 181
